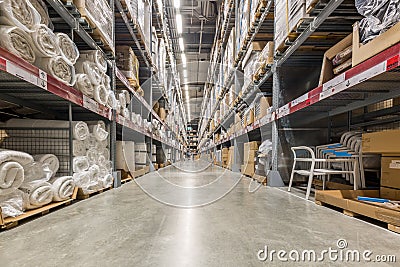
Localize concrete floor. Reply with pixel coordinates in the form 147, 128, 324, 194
0, 162, 399, 266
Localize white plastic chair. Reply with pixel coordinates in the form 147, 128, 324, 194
288, 146, 359, 200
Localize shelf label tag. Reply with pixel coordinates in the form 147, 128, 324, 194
37, 69, 47, 90
323, 73, 345, 91
291, 93, 309, 107
6, 62, 36, 85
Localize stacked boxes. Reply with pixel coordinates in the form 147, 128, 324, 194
116, 46, 139, 87
241, 141, 260, 176
135, 142, 148, 169
227, 146, 235, 169
255, 96, 272, 120
222, 147, 229, 167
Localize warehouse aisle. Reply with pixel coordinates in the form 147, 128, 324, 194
0, 164, 399, 266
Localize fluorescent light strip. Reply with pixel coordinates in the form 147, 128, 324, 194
179, 37, 184, 52
176, 14, 183, 34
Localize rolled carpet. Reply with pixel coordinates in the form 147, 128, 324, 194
33, 154, 59, 175
49, 176, 75, 201
73, 140, 86, 157
73, 156, 90, 173
102, 73, 111, 90
30, 24, 59, 58
101, 148, 110, 161
106, 90, 117, 109
0, 26, 35, 64
72, 171, 91, 188
35, 56, 76, 86
100, 174, 113, 188
0, 0, 41, 32
118, 92, 127, 108
22, 161, 51, 183
79, 50, 107, 73
56, 33, 79, 65
0, 161, 24, 196
5, 119, 89, 141
86, 148, 98, 165
94, 84, 108, 106
84, 134, 97, 149
88, 121, 109, 142
74, 73, 94, 97
75, 60, 102, 86
20, 180, 53, 209
0, 189, 24, 218
29, 0, 54, 30
123, 90, 131, 105
122, 108, 130, 119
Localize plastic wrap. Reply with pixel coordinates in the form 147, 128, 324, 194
86, 148, 98, 164
106, 90, 117, 109
94, 84, 108, 106
35, 56, 76, 86
30, 24, 59, 58
356, 0, 400, 43
0, 26, 36, 64
75, 74, 94, 97
73, 140, 86, 157
73, 156, 90, 173
0, 189, 24, 218
0, 0, 41, 32
56, 33, 79, 65
88, 121, 109, 142
22, 161, 53, 182
20, 180, 53, 209
78, 50, 107, 73
75, 60, 103, 86
49, 176, 74, 201
32, 154, 59, 175
29, 0, 54, 30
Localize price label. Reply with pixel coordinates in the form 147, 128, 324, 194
291, 94, 308, 107
6, 61, 37, 85
37, 69, 47, 90
83, 95, 99, 113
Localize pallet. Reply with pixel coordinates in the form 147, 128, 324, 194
78, 16, 114, 53
76, 185, 113, 200
316, 200, 400, 234
0, 187, 78, 230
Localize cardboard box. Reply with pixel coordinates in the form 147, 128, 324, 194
352, 20, 400, 67
316, 189, 400, 228
318, 34, 352, 86
116, 46, 139, 85
380, 187, 400, 201
256, 96, 272, 119
381, 157, 400, 189
362, 130, 400, 154
241, 163, 255, 177
159, 107, 166, 121
244, 149, 257, 164
244, 141, 260, 151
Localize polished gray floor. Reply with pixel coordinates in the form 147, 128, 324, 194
0, 162, 399, 266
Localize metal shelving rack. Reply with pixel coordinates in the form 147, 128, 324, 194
199, 0, 400, 182
0, 0, 187, 186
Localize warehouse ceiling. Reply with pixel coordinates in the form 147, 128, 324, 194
165, 0, 218, 124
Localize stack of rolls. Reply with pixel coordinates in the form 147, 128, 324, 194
0, 0, 79, 86
116, 90, 131, 119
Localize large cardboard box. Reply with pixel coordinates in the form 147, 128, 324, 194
135, 152, 147, 165
244, 141, 260, 151
381, 157, 400, 189
256, 96, 272, 120
362, 130, 400, 154
318, 34, 353, 86
241, 163, 255, 177
352, 20, 400, 67
380, 187, 400, 201
244, 149, 257, 164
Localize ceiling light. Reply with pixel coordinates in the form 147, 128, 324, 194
179, 37, 184, 52
174, 0, 180, 8
176, 14, 183, 34
181, 53, 186, 66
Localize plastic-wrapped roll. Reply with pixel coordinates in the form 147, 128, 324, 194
123, 90, 131, 104
74, 74, 94, 97
20, 180, 53, 209
86, 148, 98, 164
0, 0, 41, 32
100, 173, 113, 188
72, 121, 90, 141
0, 26, 35, 64
79, 50, 107, 73
35, 56, 76, 86
118, 92, 127, 108
72, 171, 91, 188
105, 90, 117, 109
94, 84, 108, 106
75, 60, 102, 86
73, 140, 86, 157
0, 189, 24, 218
115, 100, 121, 114
49, 176, 74, 201
56, 33, 79, 65
33, 154, 60, 175
84, 134, 97, 149
122, 107, 130, 119
88, 121, 109, 142
102, 73, 111, 90
73, 156, 90, 173
30, 24, 59, 58
29, 0, 54, 30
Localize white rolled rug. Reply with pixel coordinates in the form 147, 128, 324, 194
79, 50, 107, 73
72, 121, 90, 141
0, 161, 24, 196
73, 140, 86, 157
22, 161, 52, 183
88, 121, 109, 142
123, 90, 131, 105
105, 90, 117, 109
86, 148, 98, 165
73, 156, 90, 173
102, 73, 111, 90
122, 107, 130, 119
0, 26, 36, 64
118, 92, 127, 108
75, 60, 103, 86
20, 180, 53, 210
84, 134, 97, 149
101, 148, 110, 161
29, 0, 53, 30
100, 174, 113, 188
72, 171, 91, 188
35, 56, 76, 86
94, 84, 108, 106
30, 24, 59, 58
74, 73, 94, 97
0, 189, 24, 218
56, 33, 79, 65
33, 154, 59, 175
49, 176, 75, 201
0, 0, 41, 32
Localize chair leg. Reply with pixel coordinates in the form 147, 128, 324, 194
288, 161, 296, 192
305, 173, 314, 200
